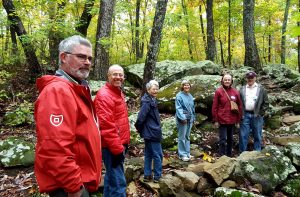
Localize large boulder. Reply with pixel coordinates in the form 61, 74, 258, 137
125, 60, 220, 88
0, 137, 35, 167
282, 176, 300, 197
272, 92, 300, 114
283, 142, 300, 167
232, 146, 296, 194
263, 64, 300, 88
214, 187, 265, 197
157, 75, 221, 114
203, 156, 237, 186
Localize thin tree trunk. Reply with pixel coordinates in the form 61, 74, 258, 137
10, 26, 17, 52
135, 0, 142, 61
268, 18, 272, 63
2, 0, 41, 80
93, 0, 116, 80
181, 0, 193, 60
243, 0, 261, 70
142, 0, 168, 95
199, 5, 207, 57
219, 35, 225, 67
76, 0, 95, 36
129, 11, 134, 62
206, 0, 216, 61
140, 0, 149, 58
281, 0, 291, 64
298, 0, 300, 72
49, 1, 66, 71
228, 0, 231, 67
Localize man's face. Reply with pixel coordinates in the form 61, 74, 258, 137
60, 45, 92, 81
108, 67, 125, 88
246, 76, 256, 86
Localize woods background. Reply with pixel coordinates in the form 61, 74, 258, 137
0, 0, 300, 84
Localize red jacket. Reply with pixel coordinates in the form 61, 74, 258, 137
212, 86, 243, 124
94, 83, 130, 155
34, 76, 102, 193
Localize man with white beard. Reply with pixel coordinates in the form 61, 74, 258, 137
34, 35, 102, 197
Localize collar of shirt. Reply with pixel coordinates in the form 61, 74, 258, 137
246, 82, 258, 88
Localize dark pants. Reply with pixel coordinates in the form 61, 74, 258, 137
49, 188, 90, 197
102, 148, 127, 197
144, 140, 163, 180
219, 124, 234, 157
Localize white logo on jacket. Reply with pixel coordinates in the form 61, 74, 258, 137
50, 114, 63, 127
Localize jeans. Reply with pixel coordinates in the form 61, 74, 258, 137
219, 124, 234, 157
177, 120, 193, 158
102, 148, 126, 197
239, 112, 264, 152
144, 140, 163, 180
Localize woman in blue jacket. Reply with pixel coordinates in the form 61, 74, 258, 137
175, 80, 196, 162
135, 80, 162, 183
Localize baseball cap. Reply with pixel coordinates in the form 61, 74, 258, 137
246, 71, 257, 79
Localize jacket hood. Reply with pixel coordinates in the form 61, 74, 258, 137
36, 75, 73, 92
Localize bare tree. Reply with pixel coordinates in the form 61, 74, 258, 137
93, 0, 116, 80
2, 0, 42, 80
142, 0, 168, 95
243, 0, 261, 70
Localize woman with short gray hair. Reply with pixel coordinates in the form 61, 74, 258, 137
135, 80, 163, 183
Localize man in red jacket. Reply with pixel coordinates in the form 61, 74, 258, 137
94, 64, 130, 197
34, 35, 102, 197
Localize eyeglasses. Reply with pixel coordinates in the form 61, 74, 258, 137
64, 52, 93, 62
111, 73, 125, 78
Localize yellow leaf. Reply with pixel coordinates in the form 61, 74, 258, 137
266, 153, 271, 156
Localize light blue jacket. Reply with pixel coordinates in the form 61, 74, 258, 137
175, 91, 196, 122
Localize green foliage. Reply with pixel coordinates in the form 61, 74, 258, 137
3, 101, 34, 126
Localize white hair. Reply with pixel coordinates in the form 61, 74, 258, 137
146, 80, 159, 90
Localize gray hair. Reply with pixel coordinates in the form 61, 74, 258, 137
181, 79, 191, 91
146, 80, 159, 91
58, 35, 92, 65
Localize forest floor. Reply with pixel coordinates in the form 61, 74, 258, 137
0, 76, 276, 197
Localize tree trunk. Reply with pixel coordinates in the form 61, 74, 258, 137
298, 0, 300, 73
135, 0, 142, 61
93, 0, 116, 80
268, 18, 272, 63
228, 0, 231, 67
243, 0, 261, 70
76, 0, 95, 36
140, 0, 149, 58
219, 35, 225, 67
49, 1, 66, 71
199, 5, 207, 57
10, 23, 18, 54
2, 0, 41, 80
142, 0, 168, 95
181, 0, 193, 60
206, 0, 216, 61
281, 0, 291, 64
